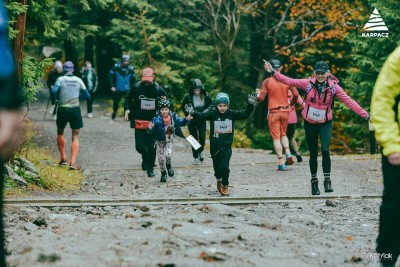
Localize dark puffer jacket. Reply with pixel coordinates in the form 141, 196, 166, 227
181, 79, 213, 116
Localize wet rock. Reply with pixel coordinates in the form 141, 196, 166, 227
4, 165, 27, 187
141, 222, 152, 228
325, 200, 337, 207
33, 217, 47, 227
37, 253, 61, 263
15, 157, 38, 174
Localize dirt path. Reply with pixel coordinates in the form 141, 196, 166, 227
4, 89, 386, 267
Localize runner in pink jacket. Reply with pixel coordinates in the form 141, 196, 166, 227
265, 60, 370, 195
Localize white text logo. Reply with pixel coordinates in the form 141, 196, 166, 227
361, 8, 389, 38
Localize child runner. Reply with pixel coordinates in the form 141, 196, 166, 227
148, 97, 192, 182
264, 60, 370, 195
186, 92, 257, 196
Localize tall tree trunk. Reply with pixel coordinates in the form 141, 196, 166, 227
84, 36, 95, 64
64, 40, 78, 72
250, 4, 274, 129
13, 0, 27, 87
96, 36, 116, 96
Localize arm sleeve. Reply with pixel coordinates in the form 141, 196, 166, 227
371, 46, 400, 156
232, 104, 254, 120
81, 89, 91, 101
51, 78, 61, 94
288, 87, 299, 106
93, 70, 98, 91
108, 68, 115, 88
257, 78, 269, 102
192, 107, 214, 120
124, 89, 134, 111
273, 72, 310, 90
335, 85, 369, 118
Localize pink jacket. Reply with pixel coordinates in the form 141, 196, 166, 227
288, 92, 304, 124
274, 72, 369, 124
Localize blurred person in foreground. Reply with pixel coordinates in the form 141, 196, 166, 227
0, 2, 24, 266
371, 45, 400, 267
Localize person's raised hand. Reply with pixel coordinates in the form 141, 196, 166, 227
248, 92, 258, 105
263, 60, 274, 73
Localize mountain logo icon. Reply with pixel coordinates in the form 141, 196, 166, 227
363, 8, 389, 32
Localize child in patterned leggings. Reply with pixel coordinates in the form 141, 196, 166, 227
148, 97, 192, 182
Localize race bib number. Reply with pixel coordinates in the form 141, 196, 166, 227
140, 99, 156, 110
214, 120, 233, 134
307, 106, 326, 122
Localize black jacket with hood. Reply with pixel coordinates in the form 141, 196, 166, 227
181, 79, 213, 118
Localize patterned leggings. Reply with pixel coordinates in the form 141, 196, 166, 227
156, 141, 173, 172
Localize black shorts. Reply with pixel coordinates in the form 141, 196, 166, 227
56, 107, 83, 129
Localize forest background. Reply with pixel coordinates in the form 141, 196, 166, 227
5, 0, 400, 152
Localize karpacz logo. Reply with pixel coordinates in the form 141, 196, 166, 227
361, 8, 389, 38
362, 32, 389, 38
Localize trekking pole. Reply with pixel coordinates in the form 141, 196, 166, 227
43, 96, 51, 121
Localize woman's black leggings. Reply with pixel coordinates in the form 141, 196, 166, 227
188, 119, 206, 158
304, 120, 332, 176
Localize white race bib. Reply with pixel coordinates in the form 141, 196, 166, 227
214, 120, 233, 134
140, 99, 156, 110
307, 106, 326, 122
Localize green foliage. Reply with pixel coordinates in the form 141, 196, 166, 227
21, 57, 54, 104
5, 0, 28, 39
341, 0, 400, 151
250, 130, 273, 151
106, 0, 218, 101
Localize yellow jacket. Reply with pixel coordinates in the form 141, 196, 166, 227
371, 46, 400, 156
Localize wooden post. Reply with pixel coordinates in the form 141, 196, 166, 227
13, 0, 27, 87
